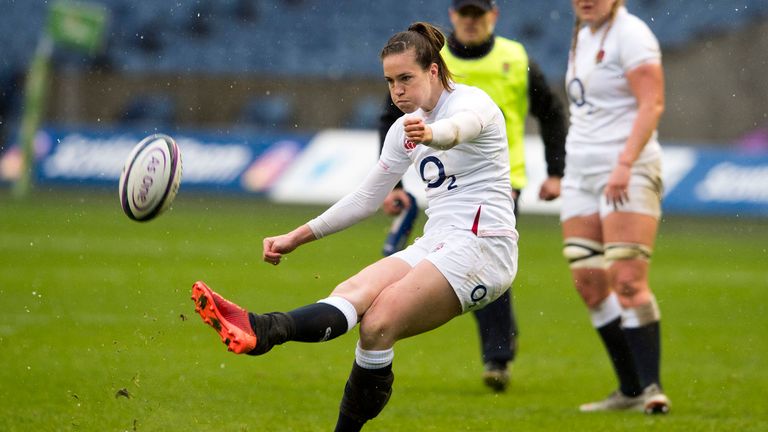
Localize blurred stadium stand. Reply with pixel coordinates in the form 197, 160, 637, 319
1, 0, 767, 142
346, 96, 383, 130
239, 94, 293, 130
4, 0, 767, 78
119, 93, 176, 126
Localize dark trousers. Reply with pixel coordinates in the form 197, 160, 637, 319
473, 288, 517, 364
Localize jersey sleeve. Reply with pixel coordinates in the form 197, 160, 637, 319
428, 110, 484, 150
428, 87, 501, 150
433, 86, 500, 138
378, 118, 411, 176
618, 18, 661, 71
462, 87, 501, 127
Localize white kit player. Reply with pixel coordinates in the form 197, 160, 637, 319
561, 0, 670, 414
190, 22, 518, 431
377, 82, 518, 310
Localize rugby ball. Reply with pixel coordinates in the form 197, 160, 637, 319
119, 133, 182, 222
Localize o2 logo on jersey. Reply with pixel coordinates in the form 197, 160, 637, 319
567, 78, 597, 114
404, 138, 416, 152
419, 156, 457, 190
471, 285, 487, 302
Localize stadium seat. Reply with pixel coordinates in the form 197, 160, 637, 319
2, 1, 767, 82
238, 95, 293, 130
347, 97, 382, 130
120, 94, 177, 126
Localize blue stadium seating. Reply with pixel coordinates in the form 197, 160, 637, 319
239, 95, 293, 130
120, 93, 176, 126
1, 0, 767, 81
347, 96, 384, 130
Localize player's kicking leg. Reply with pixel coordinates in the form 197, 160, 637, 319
191, 281, 357, 355
191, 257, 411, 355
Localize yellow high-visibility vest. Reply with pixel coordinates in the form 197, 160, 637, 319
441, 37, 529, 189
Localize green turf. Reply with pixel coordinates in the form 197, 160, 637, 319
1, 188, 766, 431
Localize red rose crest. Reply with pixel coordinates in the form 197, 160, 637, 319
404, 138, 416, 151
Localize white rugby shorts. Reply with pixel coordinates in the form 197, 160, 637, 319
392, 228, 517, 313
560, 159, 663, 221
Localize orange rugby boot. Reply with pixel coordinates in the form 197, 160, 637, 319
191, 281, 257, 354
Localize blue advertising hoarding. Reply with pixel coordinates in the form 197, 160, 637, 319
1, 126, 311, 194
1, 126, 766, 217
662, 148, 768, 216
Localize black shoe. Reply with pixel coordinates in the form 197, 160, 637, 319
482, 361, 510, 392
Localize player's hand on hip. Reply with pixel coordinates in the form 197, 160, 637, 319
382, 189, 412, 216
605, 165, 631, 207
538, 176, 562, 201
403, 117, 432, 144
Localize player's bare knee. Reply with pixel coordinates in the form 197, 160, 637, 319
574, 277, 610, 308
569, 263, 609, 309
613, 276, 643, 299
358, 313, 396, 349
604, 242, 651, 300
578, 287, 610, 309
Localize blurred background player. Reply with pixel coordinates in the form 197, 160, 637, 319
193, 22, 520, 431
378, 0, 567, 391
561, 0, 670, 414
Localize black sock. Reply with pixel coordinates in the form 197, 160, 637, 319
336, 362, 394, 431
287, 302, 349, 342
334, 412, 366, 432
623, 321, 661, 388
597, 317, 643, 396
246, 302, 349, 355
247, 312, 294, 355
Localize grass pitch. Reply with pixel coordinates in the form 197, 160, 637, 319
1, 188, 766, 431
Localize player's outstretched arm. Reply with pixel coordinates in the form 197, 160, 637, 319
262, 224, 317, 266
418, 110, 483, 150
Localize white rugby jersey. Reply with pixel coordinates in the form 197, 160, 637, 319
382, 84, 517, 237
308, 83, 517, 240
565, 6, 662, 174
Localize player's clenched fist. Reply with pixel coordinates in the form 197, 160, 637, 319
263, 234, 301, 265
403, 117, 433, 144
262, 225, 316, 265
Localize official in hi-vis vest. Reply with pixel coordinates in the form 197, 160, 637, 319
378, 0, 567, 392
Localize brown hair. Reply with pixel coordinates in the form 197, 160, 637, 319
569, 0, 624, 71
380, 22, 454, 90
